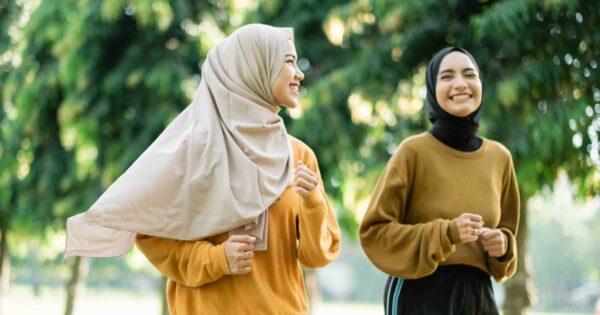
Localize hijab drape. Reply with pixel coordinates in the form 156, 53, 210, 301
65, 24, 294, 258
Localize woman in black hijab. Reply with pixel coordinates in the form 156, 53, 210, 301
426, 47, 483, 151
360, 47, 520, 314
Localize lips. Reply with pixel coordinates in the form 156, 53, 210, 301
289, 82, 300, 94
449, 93, 471, 101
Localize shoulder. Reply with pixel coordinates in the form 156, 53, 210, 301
389, 132, 429, 162
288, 135, 313, 155
481, 138, 516, 175
482, 138, 514, 161
400, 132, 430, 151
288, 135, 318, 166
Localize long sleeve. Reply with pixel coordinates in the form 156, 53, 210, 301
486, 157, 520, 282
296, 148, 341, 269
359, 145, 456, 279
135, 234, 232, 287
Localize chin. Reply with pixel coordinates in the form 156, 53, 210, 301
447, 103, 476, 117
282, 99, 299, 109
449, 109, 471, 117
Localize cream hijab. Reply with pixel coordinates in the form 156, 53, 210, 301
64, 24, 294, 258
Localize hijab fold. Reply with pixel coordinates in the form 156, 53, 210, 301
426, 47, 483, 152
65, 24, 294, 258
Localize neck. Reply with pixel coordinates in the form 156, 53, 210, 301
429, 116, 482, 152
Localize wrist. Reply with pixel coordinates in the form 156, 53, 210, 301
495, 231, 511, 261
447, 219, 461, 244
216, 244, 233, 275
302, 187, 323, 208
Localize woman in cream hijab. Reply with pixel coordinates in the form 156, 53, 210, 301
64, 24, 341, 314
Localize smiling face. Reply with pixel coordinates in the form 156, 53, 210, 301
435, 51, 482, 117
271, 40, 304, 109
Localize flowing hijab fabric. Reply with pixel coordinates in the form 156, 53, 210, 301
64, 24, 294, 258
425, 47, 483, 151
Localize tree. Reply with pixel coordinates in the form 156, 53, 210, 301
4, 1, 599, 314
0, 0, 24, 313
4, 1, 238, 314
252, 0, 599, 314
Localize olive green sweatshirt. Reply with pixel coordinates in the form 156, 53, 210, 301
359, 132, 519, 282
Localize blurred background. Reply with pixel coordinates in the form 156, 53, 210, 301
1, 0, 599, 314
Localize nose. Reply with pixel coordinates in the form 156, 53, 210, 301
295, 65, 304, 81
453, 75, 468, 90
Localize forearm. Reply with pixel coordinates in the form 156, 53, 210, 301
135, 234, 231, 287
486, 228, 517, 282
297, 189, 341, 268
360, 218, 456, 279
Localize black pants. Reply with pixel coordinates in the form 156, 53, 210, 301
383, 265, 499, 315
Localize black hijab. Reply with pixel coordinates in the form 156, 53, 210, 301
426, 47, 483, 152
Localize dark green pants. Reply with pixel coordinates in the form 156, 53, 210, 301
384, 265, 499, 315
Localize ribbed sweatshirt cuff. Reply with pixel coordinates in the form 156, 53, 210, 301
212, 243, 233, 275
447, 219, 461, 244
302, 188, 324, 208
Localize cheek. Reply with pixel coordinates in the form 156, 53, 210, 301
273, 66, 292, 92
435, 84, 448, 103
470, 80, 482, 94
284, 66, 295, 81
271, 81, 285, 103
472, 83, 483, 101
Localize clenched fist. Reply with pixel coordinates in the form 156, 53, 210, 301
224, 235, 256, 275
479, 227, 507, 257
452, 213, 484, 244
294, 160, 318, 198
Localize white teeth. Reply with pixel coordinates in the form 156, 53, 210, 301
451, 94, 470, 101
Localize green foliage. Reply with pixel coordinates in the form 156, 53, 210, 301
3, 0, 227, 238
0, 0, 22, 231
252, 0, 600, 237
1, 0, 598, 270
0, 1, 599, 312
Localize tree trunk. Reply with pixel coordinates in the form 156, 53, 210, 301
64, 256, 89, 315
303, 268, 321, 315
160, 275, 169, 315
0, 227, 10, 315
28, 246, 41, 296
503, 193, 535, 315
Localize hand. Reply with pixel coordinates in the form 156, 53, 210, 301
479, 227, 507, 257
294, 160, 318, 198
224, 235, 255, 275
453, 213, 484, 244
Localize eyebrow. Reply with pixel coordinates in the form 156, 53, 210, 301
285, 54, 297, 60
438, 67, 477, 75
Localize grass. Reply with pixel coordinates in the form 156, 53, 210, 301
5, 285, 593, 315
6, 285, 160, 315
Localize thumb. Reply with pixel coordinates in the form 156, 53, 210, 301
479, 227, 493, 239
229, 234, 256, 243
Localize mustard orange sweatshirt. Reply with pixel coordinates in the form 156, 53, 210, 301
359, 132, 519, 282
135, 136, 340, 315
